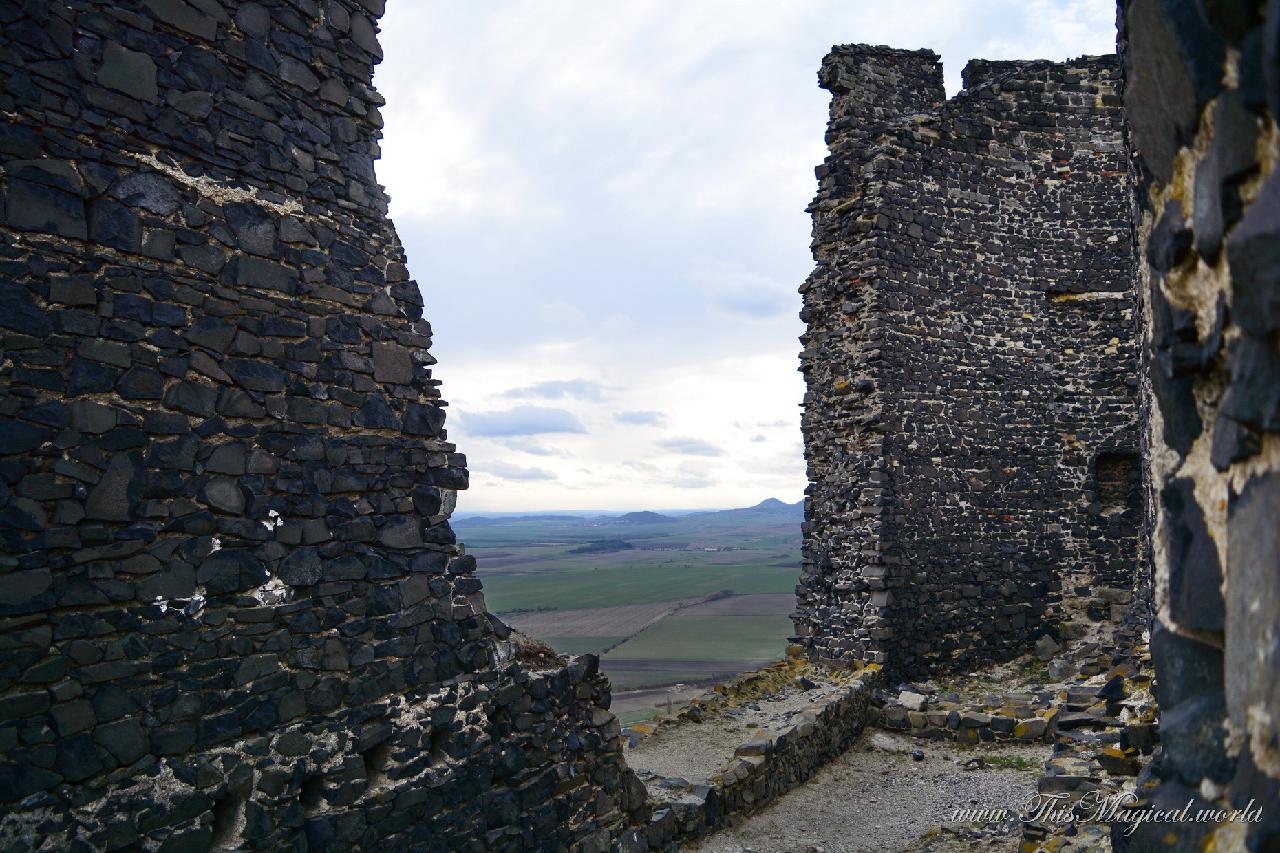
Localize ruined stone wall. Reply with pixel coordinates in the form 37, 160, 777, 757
1118, 0, 1280, 849
0, 2, 646, 849
797, 46, 1142, 676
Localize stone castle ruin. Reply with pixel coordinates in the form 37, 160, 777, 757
0, 1, 645, 849
0, 1, 1277, 851
794, 47, 1142, 676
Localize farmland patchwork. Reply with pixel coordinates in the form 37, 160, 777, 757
1, 1, 1278, 851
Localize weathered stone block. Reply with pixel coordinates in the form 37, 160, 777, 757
98, 43, 158, 103
1123, 0, 1224, 183
6, 178, 86, 239
1227, 169, 1280, 336
143, 0, 217, 40
1161, 477, 1225, 631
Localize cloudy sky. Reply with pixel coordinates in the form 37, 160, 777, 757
373, 0, 1116, 513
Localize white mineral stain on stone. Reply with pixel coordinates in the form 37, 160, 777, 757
252, 576, 290, 607
129, 150, 304, 216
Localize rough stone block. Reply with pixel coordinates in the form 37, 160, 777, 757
98, 42, 158, 103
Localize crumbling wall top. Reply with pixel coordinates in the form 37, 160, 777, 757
818, 44, 945, 144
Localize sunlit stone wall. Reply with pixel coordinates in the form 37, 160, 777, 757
1118, 0, 1280, 848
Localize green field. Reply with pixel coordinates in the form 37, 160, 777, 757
479, 556, 795, 612
617, 708, 662, 726
540, 636, 626, 655
605, 615, 793, 661
455, 499, 802, 705
606, 669, 726, 689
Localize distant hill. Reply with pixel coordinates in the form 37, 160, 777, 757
455, 494, 798, 548
455, 514, 585, 525
681, 498, 803, 523
617, 511, 673, 524
746, 497, 795, 512
455, 499, 800, 525
451, 498, 803, 548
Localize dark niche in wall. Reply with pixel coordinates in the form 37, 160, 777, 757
1093, 451, 1141, 516
210, 790, 246, 849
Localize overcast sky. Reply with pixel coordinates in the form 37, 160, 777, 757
373, 0, 1116, 513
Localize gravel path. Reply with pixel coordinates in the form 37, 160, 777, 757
624, 681, 850, 782
689, 730, 1048, 853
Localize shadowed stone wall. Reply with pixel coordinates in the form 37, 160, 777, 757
1118, 0, 1280, 849
0, 2, 647, 850
797, 46, 1142, 676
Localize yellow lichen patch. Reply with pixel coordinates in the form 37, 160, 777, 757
1239, 119, 1279, 206
1012, 720, 1039, 738
831, 196, 861, 216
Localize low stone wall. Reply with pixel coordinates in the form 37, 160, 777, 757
623, 653, 832, 737
878, 691, 1056, 744
876, 638, 1155, 750
0, 648, 650, 851
635, 665, 881, 849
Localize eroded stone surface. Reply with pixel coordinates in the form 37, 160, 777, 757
1121, 0, 1280, 848
0, 2, 646, 850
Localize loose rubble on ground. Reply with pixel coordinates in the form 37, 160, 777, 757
617, 620, 1154, 852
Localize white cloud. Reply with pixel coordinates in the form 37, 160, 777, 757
537, 301, 590, 329
672, 474, 716, 489
376, 80, 562, 228
615, 411, 667, 427
480, 461, 558, 481
443, 342, 807, 511
657, 437, 726, 457
463, 406, 587, 437
375, 1, 1117, 511
494, 438, 570, 457
503, 378, 611, 401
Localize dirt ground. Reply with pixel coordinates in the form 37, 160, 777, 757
689, 730, 1048, 853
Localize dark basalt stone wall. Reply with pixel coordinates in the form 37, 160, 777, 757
1119, 0, 1280, 849
797, 46, 1142, 675
0, 2, 645, 850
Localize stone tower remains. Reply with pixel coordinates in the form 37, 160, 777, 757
796, 47, 1142, 675
0, 2, 645, 849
